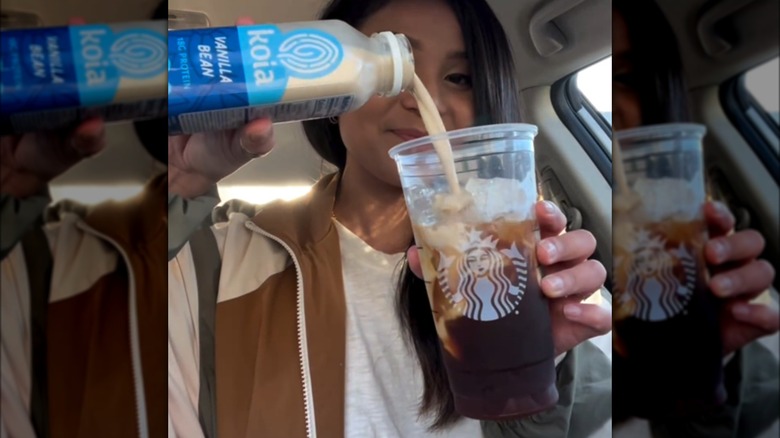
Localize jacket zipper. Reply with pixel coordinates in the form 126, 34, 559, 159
76, 222, 149, 438
246, 221, 317, 438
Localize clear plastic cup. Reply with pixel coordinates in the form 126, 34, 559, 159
613, 123, 725, 419
389, 123, 558, 420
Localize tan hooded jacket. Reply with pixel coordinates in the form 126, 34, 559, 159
1, 174, 167, 438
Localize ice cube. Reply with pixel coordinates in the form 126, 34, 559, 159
631, 176, 702, 221
432, 191, 474, 215
464, 177, 530, 221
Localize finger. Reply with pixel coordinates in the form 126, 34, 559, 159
562, 303, 612, 335
536, 200, 566, 239
407, 246, 423, 279
705, 229, 766, 265
168, 134, 189, 152
167, 133, 191, 166
704, 201, 735, 237
538, 229, 596, 265
541, 259, 606, 298
730, 302, 780, 333
236, 118, 275, 158
70, 118, 106, 157
710, 259, 775, 298
236, 16, 255, 26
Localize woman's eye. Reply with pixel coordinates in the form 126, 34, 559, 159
446, 73, 473, 89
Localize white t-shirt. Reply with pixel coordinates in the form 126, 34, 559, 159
335, 220, 483, 437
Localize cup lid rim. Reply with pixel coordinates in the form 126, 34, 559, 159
614, 123, 706, 141
388, 123, 538, 158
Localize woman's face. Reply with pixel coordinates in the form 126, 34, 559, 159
613, 10, 642, 131
338, 0, 476, 186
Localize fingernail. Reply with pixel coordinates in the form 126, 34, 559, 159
564, 304, 582, 318
709, 240, 727, 263
732, 304, 749, 318
544, 276, 564, 296
247, 131, 270, 145
712, 276, 733, 296
540, 239, 558, 262
543, 200, 557, 214
713, 202, 734, 222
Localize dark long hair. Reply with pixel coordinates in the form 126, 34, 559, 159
613, 0, 692, 124
302, 0, 522, 429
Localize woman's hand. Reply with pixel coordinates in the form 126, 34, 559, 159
168, 118, 275, 198
1, 17, 108, 199
168, 17, 276, 199
407, 201, 611, 356
1, 118, 106, 198
534, 201, 611, 355
703, 201, 778, 356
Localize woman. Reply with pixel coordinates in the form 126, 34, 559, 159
169, 0, 612, 436
613, 0, 778, 435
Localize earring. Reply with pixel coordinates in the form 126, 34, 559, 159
328, 116, 338, 124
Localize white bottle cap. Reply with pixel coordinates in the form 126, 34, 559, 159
377, 31, 404, 96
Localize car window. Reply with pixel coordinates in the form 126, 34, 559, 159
217, 184, 313, 206
745, 57, 780, 126
576, 56, 612, 126
50, 185, 145, 204
552, 56, 612, 163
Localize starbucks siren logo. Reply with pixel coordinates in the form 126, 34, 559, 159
436, 228, 528, 321
618, 228, 697, 321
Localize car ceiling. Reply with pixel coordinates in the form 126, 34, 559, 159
656, 0, 779, 88
2, 0, 160, 26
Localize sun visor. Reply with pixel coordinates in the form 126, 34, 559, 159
529, 0, 587, 57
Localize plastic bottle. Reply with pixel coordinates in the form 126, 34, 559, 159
167, 20, 415, 135
0, 20, 167, 135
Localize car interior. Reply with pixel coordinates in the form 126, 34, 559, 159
3, 0, 616, 298
0, 0, 776, 435
165, 0, 616, 289
1, 0, 614, 261
3, 0, 613, 410
664, 0, 779, 335
617, 0, 779, 435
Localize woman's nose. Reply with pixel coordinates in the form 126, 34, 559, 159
399, 74, 446, 116
399, 89, 420, 114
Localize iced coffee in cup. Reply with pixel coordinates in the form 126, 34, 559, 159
613, 123, 725, 419
389, 124, 558, 420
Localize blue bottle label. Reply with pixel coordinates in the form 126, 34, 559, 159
1, 24, 166, 115
1, 27, 80, 113
70, 25, 166, 105
167, 24, 345, 120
